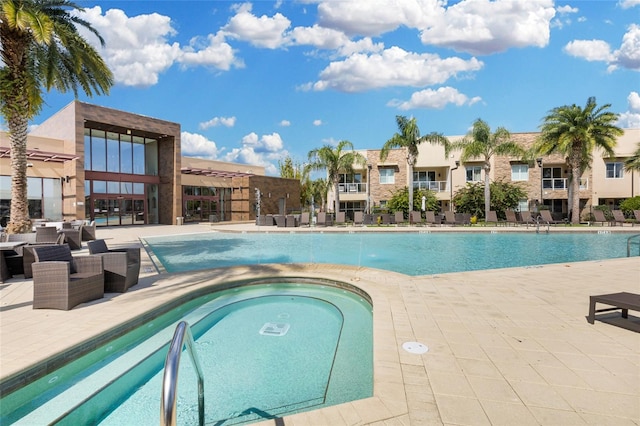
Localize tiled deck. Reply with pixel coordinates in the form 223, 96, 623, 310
1, 223, 639, 425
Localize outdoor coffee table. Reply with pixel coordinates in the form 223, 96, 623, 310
0, 241, 27, 283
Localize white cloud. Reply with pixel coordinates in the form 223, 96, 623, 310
556, 5, 578, 14
180, 131, 222, 158
619, 0, 640, 9
310, 47, 483, 93
221, 3, 291, 49
238, 132, 284, 153
563, 24, 640, 71
388, 87, 482, 110
563, 39, 614, 62
199, 116, 237, 130
418, 0, 556, 55
616, 91, 640, 128
221, 131, 288, 175
313, 119, 323, 126
78, 7, 242, 87
279, 120, 291, 127
289, 25, 384, 56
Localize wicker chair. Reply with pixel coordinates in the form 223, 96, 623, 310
31, 245, 104, 310
87, 239, 140, 293
81, 221, 96, 241
35, 226, 60, 243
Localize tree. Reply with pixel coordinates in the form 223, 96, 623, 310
279, 156, 312, 208
453, 180, 527, 219
624, 142, 640, 172
535, 97, 623, 224
0, 0, 113, 233
381, 115, 448, 211
307, 140, 366, 212
386, 187, 438, 216
449, 118, 524, 218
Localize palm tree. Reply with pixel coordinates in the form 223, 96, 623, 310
624, 142, 640, 171
380, 115, 449, 210
535, 97, 623, 224
307, 140, 366, 213
448, 118, 524, 218
0, 0, 113, 233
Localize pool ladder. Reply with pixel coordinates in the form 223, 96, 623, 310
627, 234, 640, 257
160, 321, 205, 426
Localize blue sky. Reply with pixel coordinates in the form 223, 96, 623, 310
30, 0, 640, 175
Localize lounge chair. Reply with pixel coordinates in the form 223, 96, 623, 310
539, 210, 566, 226
484, 210, 503, 226
443, 211, 457, 226
381, 213, 393, 225
424, 211, 441, 226
588, 292, 640, 332
612, 210, 627, 226
285, 215, 297, 227
299, 212, 310, 227
335, 212, 347, 226
634, 210, 640, 226
274, 215, 286, 227
457, 213, 471, 226
505, 210, 518, 226
353, 211, 364, 226
32, 244, 104, 310
518, 211, 537, 227
409, 211, 423, 226
88, 239, 141, 293
394, 211, 408, 226
317, 212, 332, 226
591, 209, 611, 226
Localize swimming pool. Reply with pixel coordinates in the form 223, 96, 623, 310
1, 281, 373, 425
142, 232, 631, 276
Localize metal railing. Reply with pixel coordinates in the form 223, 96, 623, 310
338, 182, 366, 193
542, 178, 588, 190
160, 321, 205, 426
413, 180, 448, 192
627, 234, 640, 257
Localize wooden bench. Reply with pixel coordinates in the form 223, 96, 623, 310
588, 292, 640, 332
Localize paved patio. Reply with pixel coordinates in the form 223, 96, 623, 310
1, 223, 639, 425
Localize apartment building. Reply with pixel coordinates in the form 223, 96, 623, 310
0, 101, 300, 227
329, 128, 640, 221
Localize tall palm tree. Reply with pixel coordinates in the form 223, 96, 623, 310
380, 115, 448, 210
448, 118, 524, 218
535, 97, 622, 224
624, 142, 640, 172
307, 140, 366, 213
0, 0, 113, 233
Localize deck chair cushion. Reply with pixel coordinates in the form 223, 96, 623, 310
34, 244, 77, 274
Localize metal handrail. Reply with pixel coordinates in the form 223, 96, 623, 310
627, 234, 640, 257
160, 321, 205, 426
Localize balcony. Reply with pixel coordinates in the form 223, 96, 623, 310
413, 181, 448, 192
542, 178, 589, 190
338, 182, 367, 193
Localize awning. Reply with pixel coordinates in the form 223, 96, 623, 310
0, 147, 79, 162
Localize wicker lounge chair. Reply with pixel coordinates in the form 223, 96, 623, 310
484, 211, 503, 226
353, 211, 364, 226
539, 210, 566, 225
317, 212, 332, 226
424, 211, 440, 226
588, 292, 640, 332
505, 210, 518, 226
88, 239, 141, 293
299, 212, 310, 227
335, 212, 347, 226
394, 211, 408, 226
285, 215, 297, 227
32, 244, 104, 310
518, 211, 536, 227
409, 211, 423, 226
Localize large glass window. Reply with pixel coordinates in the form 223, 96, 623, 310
466, 166, 482, 182
107, 132, 120, 172
144, 139, 158, 176
379, 168, 395, 184
0, 177, 61, 223
511, 164, 529, 181
120, 134, 133, 174
133, 136, 146, 175
91, 130, 106, 171
606, 162, 624, 179
84, 129, 92, 170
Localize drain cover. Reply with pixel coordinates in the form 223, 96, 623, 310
402, 341, 428, 354
259, 322, 290, 336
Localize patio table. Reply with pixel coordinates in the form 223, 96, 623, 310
0, 241, 27, 283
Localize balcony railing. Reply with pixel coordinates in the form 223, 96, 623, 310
542, 178, 589, 190
338, 182, 366, 193
413, 181, 448, 192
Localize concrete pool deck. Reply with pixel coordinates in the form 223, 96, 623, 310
1, 222, 639, 425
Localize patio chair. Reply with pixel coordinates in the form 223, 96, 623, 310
612, 210, 627, 226
634, 210, 640, 226
335, 212, 347, 226
285, 215, 297, 227
353, 211, 364, 226
424, 211, 441, 226
81, 221, 96, 241
444, 211, 457, 226
299, 212, 310, 227
505, 210, 518, 226
274, 215, 286, 227
591, 209, 611, 226
36, 226, 60, 243
31, 244, 104, 310
61, 225, 83, 250
409, 211, 423, 226
394, 211, 408, 226
484, 211, 503, 226
539, 210, 566, 226
88, 239, 141, 293
317, 212, 332, 226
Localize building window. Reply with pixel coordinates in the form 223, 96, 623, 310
379, 168, 395, 184
518, 199, 529, 212
606, 162, 624, 179
465, 166, 482, 182
511, 164, 529, 181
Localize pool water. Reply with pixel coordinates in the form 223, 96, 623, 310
142, 232, 631, 276
2, 282, 373, 425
